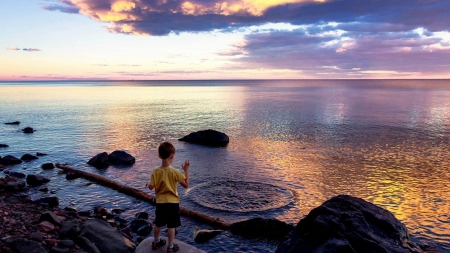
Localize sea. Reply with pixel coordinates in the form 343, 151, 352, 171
0, 79, 449, 252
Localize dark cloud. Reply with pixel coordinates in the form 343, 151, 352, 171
46, 0, 450, 35
22, 48, 41, 52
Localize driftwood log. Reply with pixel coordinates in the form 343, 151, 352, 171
55, 163, 230, 229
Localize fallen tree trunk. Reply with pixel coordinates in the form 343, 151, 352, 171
55, 163, 230, 229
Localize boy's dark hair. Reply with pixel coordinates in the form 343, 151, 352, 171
158, 142, 175, 159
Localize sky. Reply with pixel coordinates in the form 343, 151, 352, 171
1, 0, 450, 80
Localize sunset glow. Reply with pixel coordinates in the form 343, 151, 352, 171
1, 0, 450, 80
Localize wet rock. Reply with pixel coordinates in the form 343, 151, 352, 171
59, 220, 82, 240
64, 207, 78, 213
34, 196, 60, 207
112, 208, 125, 214
26, 174, 50, 186
65, 172, 81, 180
108, 150, 135, 165
87, 152, 110, 169
193, 229, 223, 243
5, 181, 26, 192
9, 172, 26, 178
179, 129, 229, 147
275, 195, 425, 253
22, 127, 35, 133
40, 221, 56, 232
121, 226, 133, 238
93, 206, 108, 216
29, 231, 43, 242
59, 239, 75, 248
230, 217, 294, 240
40, 211, 63, 227
50, 245, 70, 253
4, 194, 32, 203
11, 238, 47, 253
5, 121, 20, 125
39, 187, 49, 192
36, 152, 48, 156
0, 144, 9, 148
130, 219, 152, 236
135, 212, 149, 220
79, 219, 136, 253
76, 236, 101, 253
21, 153, 38, 161
114, 217, 128, 228
0, 155, 23, 166
41, 163, 55, 170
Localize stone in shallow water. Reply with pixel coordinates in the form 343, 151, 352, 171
179, 129, 229, 147
108, 150, 135, 165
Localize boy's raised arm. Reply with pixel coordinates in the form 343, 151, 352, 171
180, 160, 190, 188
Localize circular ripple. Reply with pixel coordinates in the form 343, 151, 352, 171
187, 180, 293, 212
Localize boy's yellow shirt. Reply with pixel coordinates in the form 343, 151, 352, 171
149, 166, 186, 203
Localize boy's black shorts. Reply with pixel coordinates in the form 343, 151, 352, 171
154, 203, 181, 228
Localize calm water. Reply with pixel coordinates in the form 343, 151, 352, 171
1, 80, 450, 252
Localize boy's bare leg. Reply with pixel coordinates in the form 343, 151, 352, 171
154, 225, 161, 241
167, 228, 175, 245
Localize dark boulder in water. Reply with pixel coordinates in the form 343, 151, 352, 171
275, 195, 427, 253
41, 163, 55, 170
34, 196, 60, 207
87, 152, 110, 169
26, 174, 51, 186
36, 152, 48, 156
179, 129, 229, 147
21, 153, 39, 161
22, 127, 35, 133
0, 144, 9, 148
130, 219, 152, 236
5, 121, 20, 125
230, 218, 294, 240
108, 150, 135, 165
193, 229, 223, 243
0, 155, 23, 166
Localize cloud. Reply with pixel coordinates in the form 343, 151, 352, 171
22, 48, 42, 52
44, 0, 450, 36
7, 47, 21, 51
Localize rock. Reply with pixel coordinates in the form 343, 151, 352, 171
135, 237, 207, 253
76, 236, 101, 253
36, 152, 48, 156
29, 231, 43, 242
4, 194, 32, 203
40, 221, 56, 232
59, 220, 82, 240
59, 239, 75, 248
0, 155, 23, 166
34, 196, 60, 207
135, 212, 149, 220
87, 152, 110, 169
5, 181, 26, 192
93, 206, 108, 216
275, 195, 425, 253
0, 144, 9, 148
79, 219, 136, 253
64, 206, 78, 212
179, 129, 229, 147
230, 217, 294, 240
9, 171, 26, 178
39, 187, 49, 192
112, 208, 125, 214
21, 153, 39, 161
5, 121, 20, 125
114, 217, 128, 228
121, 227, 133, 238
41, 163, 55, 170
22, 127, 35, 133
66, 172, 81, 180
193, 229, 223, 243
11, 238, 47, 253
50, 245, 70, 253
26, 174, 50, 186
108, 150, 135, 165
40, 211, 63, 227
130, 219, 152, 236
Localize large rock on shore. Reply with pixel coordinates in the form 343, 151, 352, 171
78, 218, 136, 253
275, 195, 425, 253
179, 129, 229, 147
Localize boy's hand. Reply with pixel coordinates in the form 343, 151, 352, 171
182, 160, 190, 171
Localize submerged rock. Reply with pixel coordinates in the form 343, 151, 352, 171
36, 152, 48, 156
26, 174, 50, 186
5, 121, 20, 125
276, 195, 426, 253
41, 163, 55, 170
22, 127, 35, 133
179, 129, 229, 147
34, 196, 60, 207
108, 150, 135, 165
193, 229, 223, 243
230, 217, 294, 240
21, 153, 39, 161
0, 144, 9, 148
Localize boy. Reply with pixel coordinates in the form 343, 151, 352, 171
147, 142, 190, 253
